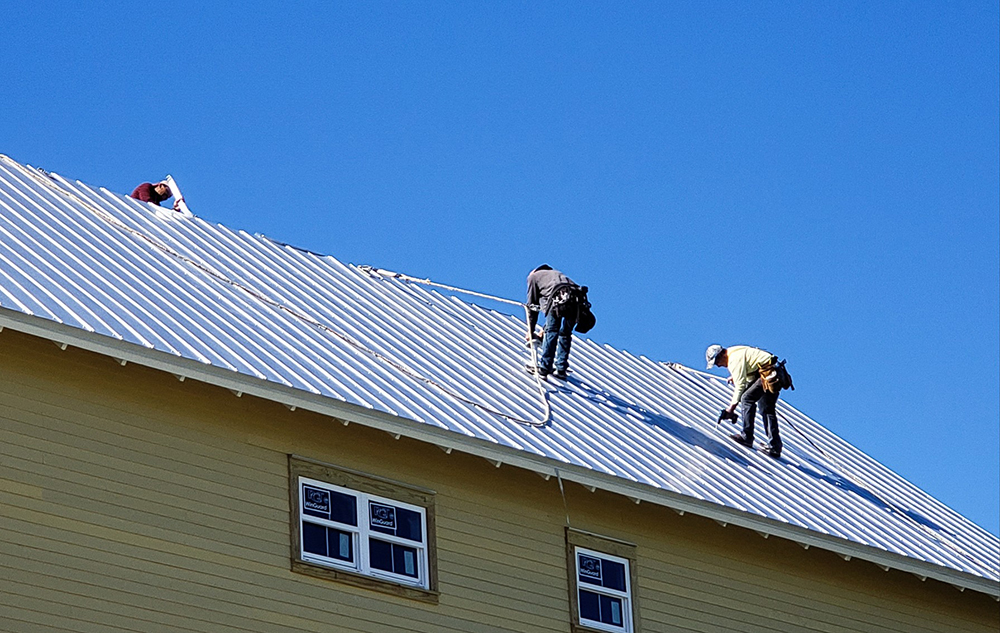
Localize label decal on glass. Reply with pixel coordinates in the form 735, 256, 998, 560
303, 486, 330, 515
579, 554, 603, 581
370, 503, 397, 530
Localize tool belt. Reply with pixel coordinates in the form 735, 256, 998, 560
550, 284, 576, 310
759, 357, 794, 393
547, 283, 596, 333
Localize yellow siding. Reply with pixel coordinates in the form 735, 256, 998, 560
0, 329, 996, 633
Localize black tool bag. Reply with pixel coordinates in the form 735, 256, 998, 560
574, 286, 596, 333
777, 359, 794, 391
550, 283, 595, 333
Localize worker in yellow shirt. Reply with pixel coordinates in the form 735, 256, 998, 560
706, 344, 784, 458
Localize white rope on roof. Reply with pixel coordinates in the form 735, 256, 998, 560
8, 157, 550, 428
357, 266, 551, 427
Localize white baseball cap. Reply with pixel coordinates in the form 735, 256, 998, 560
705, 344, 724, 369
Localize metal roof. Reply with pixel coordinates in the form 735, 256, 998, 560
0, 154, 997, 596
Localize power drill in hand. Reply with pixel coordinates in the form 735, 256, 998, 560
717, 409, 738, 425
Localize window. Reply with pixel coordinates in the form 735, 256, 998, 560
290, 456, 437, 602
566, 529, 639, 633
575, 548, 632, 631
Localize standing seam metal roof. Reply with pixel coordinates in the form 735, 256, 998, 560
0, 155, 996, 595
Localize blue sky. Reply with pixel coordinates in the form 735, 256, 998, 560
4, 2, 998, 537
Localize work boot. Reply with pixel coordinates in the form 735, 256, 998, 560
729, 434, 753, 449
551, 369, 568, 380
762, 446, 782, 459
525, 364, 550, 378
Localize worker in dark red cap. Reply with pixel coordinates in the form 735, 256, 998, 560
130, 181, 179, 210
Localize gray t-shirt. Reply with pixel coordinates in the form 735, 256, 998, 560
526, 268, 575, 314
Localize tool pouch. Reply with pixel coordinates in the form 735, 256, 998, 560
759, 357, 782, 393
760, 358, 794, 393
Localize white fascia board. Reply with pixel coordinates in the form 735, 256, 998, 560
3, 310, 998, 599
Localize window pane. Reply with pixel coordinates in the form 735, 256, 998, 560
304, 523, 355, 564
394, 507, 423, 542
369, 537, 393, 573
302, 486, 330, 520
393, 543, 419, 578
579, 589, 601, 622
302, 521, 327, 557
368, 502, 423, 541
602, 559, 627, 592
303, 485, 358, 527
327, 528, 353, 562
599, 594, 625, 627
369, 538, 419, 579
580, 589, 627, 629
578, 553, 603, 586
329, 490, 358, 526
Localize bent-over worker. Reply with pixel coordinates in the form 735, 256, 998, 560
525, 264, 582, 380
706, 344, 784, 458
131, 181, 179, 211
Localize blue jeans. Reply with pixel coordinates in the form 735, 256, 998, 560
538, 312, 575, 373
740, 378, 782, 452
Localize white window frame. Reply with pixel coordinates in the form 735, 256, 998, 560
565, 529, 640, 633
574, 546, 634, 633
298, 476, 430, 589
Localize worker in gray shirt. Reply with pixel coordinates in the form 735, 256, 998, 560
525, 265, 580, 380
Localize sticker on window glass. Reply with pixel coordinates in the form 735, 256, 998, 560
610, 599, 622, 625
579, 554, 603, 583
370, 503, 397, 531
338, 532, 352, 560
303, 486, 330, 518
403, 550, 415, 576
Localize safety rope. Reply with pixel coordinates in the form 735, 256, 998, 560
357, 266, 551, 427
668, 362, 985, 573
10, 159, 550, 428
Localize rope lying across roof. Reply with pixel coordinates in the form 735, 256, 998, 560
10, 159, 551, 428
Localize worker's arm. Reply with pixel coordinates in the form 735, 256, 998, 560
728, 348, 752, 407
525, 275, 542, 339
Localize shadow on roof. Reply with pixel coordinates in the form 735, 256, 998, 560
794, 457, 944, 532
564, 378, 753, 467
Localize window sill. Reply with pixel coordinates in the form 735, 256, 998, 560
291, 559, 440, 604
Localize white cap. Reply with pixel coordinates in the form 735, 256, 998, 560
705, 344, 723, 369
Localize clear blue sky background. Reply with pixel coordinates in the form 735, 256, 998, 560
4, 2, 998, 537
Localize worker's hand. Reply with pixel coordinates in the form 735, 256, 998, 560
717, 408, 738, 423
726, 376, 733, 385
726, 403, 737, 415
173, 200, 182, 211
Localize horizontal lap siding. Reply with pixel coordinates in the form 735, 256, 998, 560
0, 333, 570, 633
0, 330, 996, 633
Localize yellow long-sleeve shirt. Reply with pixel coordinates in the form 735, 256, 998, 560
727, 345, 777, 406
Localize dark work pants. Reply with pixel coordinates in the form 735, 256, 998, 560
740, 378, 782, 452
538, 311, 575, 373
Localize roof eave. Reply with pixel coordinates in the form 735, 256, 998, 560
3, 309, 997, 599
